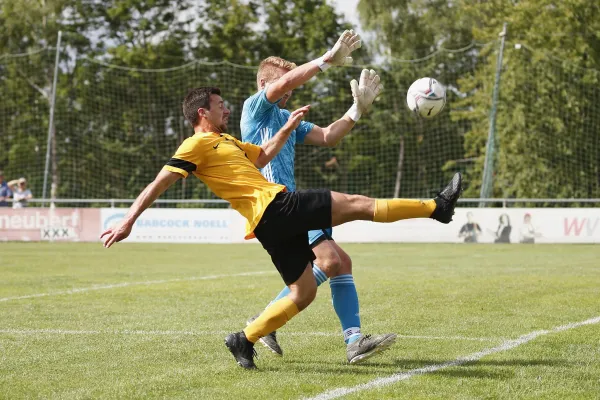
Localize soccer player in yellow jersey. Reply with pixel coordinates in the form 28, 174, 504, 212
101, 86, 462, 370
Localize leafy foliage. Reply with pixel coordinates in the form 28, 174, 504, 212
1, 0, 599, 202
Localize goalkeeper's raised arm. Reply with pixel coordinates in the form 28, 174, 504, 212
263, 30, 361, 103
303, 69, 383, 147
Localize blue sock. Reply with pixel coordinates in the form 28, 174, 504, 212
330, 274, 361, 344
267, 264, 328, 307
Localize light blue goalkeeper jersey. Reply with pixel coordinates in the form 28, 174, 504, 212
241, 90, 314, 191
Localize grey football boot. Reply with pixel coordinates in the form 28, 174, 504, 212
246, 313, 283, 356
430, 172, 462, 224
347, 333, 397, 364
224, 331, 258, 369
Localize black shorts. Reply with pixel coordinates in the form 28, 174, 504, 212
253, 189, 332, 285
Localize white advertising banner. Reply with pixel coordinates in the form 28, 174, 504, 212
333, 208, 600, 244
100, 207, 600, 244
100, 208, 236, 243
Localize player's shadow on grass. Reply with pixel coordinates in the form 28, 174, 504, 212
259, 358, 569, 374
260, 365, 385, 375
263, 360, 398, 375
433, 368, 512, 380
470, 359, 570, 367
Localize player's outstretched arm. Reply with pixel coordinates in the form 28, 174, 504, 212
304, 69, 382, 147
265, 30, 361, 103
255, 105, 310, 168
100, 170, 181, 248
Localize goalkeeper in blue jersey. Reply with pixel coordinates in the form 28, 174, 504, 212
241, 30, 397, 364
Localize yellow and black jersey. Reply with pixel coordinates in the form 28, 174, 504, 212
163, 132, 285, 238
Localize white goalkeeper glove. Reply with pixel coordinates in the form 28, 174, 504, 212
345, 69, 383, 122
312, 30, 362, 71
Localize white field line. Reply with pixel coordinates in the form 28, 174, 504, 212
0, 328, 502, 342
0, 271, 274, 303
306, 315, 600, 400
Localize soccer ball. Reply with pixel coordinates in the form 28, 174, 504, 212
406, 78, 446, 118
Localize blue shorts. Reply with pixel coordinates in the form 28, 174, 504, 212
308, 228, 333, 247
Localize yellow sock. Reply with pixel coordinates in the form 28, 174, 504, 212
243, 297, 299, 343
373, 199, 436, 222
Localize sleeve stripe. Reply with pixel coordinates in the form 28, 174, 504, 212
166, 158, 197, 173
163, 165, 189, 178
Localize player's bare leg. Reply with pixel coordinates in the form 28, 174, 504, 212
313, 240, 343, 277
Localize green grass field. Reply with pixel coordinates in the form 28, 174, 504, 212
1, 243, 599, 399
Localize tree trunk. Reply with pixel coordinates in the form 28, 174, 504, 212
393, 135, 405, 198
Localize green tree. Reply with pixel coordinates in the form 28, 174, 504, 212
194, 0, 261, 63
357, 0, 600, 200
456, 0, 600, 200
355, 0, 478, 197
0, 0, 93, 198
57, 0, 195, 199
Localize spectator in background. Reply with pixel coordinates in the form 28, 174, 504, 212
519, 213, 541, 243
0, 170, 12, 207
493, 213, 512, 243
8, 177, 33, 208
458, 212, 482, 243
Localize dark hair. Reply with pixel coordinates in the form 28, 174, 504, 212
499, 213, 511, 225
182, 87, 221, 127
